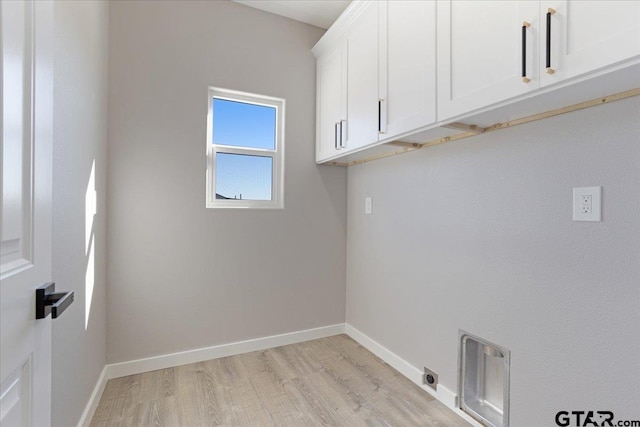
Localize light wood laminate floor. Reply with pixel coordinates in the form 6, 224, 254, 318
91, 334, 471, 426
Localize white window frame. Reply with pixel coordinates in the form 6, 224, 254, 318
206, 87, 285, 209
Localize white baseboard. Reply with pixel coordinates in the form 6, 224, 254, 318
344, 323, 483, 427
78, 366, 108, 427
105, 323, 345, 380
77, 323, 345, 427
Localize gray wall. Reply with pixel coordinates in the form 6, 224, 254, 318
52, 1, 109, 426
106, 0, 347, 363
347, 97, 640, 425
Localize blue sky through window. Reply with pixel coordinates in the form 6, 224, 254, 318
213, 98, 276, 149
216, 153, 272, 200
212, 98, 276, 201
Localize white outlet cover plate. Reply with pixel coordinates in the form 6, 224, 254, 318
573, 186, 601, 222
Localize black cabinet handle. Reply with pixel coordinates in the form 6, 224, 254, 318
546, 8, 556, 74
378, 100, 382, 132
522, 21, 531, 83
334, 122, 338, 150
36, 282, 74, 319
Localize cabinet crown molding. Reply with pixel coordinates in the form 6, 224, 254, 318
312, 0, 374, 58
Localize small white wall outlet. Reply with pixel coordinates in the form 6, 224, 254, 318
364, 197, 372, 215
573, 187, 601, 222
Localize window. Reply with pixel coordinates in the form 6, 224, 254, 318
206, 87, 285, 208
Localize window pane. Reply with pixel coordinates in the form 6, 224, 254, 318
213, 98, 276, 150
215, 153, 272, 201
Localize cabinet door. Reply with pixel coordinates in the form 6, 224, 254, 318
316, 45, 343, 162
380, 0, 437, 139
540, 1, 640, 87
344, 1, 379, 151
437, 0, 540, 120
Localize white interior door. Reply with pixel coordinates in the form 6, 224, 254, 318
1, 1, 53, 426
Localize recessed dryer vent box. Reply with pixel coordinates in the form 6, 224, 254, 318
458, 331, 510, 427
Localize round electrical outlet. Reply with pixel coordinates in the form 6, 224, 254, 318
423, 368, 438, 391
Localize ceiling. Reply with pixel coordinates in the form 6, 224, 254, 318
233, 0, 351, 29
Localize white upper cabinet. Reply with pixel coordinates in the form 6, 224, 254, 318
316, 44, 344, 162
380, 0, 437, 139
314, 1, 379, 162
437, 1, 540, 121
314, 0, 438, 162
343, 1, 379, 152
314, 0, 639, 164
540, 0, 640, 87
438, 0, 640, 121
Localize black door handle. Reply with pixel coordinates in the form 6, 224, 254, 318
546, 8, 556, 74
522, 21, 530, 83
36, 282, 74, 319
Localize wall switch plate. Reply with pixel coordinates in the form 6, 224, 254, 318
365, 197, 372, 215
573, 187, 601, 222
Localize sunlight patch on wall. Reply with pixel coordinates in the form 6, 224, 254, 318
85, 160, 96, 330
